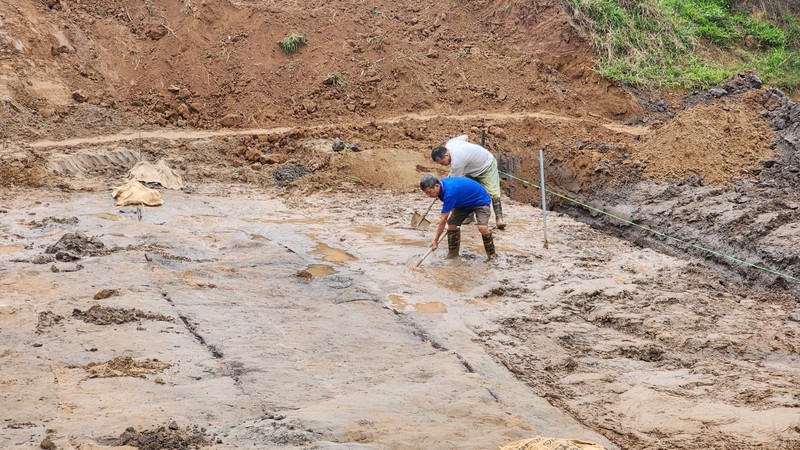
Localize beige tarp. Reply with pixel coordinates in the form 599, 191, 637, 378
500, 436, 606, 450
127, 160, 183, 190
111, 180, 164, 206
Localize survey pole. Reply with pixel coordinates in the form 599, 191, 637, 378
539, 148, 548, 249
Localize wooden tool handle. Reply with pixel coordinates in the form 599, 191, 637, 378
416, 232, 446, 267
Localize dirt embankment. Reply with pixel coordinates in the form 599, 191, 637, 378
542, 73, 800, 289
2, 1, 800, 450
0, 0, 638, 141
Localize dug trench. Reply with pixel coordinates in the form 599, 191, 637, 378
3, 84, 800, 449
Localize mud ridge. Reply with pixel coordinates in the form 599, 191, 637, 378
161, 291, 224, 360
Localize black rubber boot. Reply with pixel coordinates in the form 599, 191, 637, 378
482, 231, 496, 260
492, 197, 506, 230
446, 229, 460, 259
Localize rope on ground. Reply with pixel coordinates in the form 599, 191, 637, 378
499, 170, 799, 283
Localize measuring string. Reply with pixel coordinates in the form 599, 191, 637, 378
499, 170, 799, 283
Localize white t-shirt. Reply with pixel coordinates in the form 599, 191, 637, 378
445, 135, 493, 177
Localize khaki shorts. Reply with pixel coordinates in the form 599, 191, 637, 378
447, 206, 491, 226
468, 157, 501, 198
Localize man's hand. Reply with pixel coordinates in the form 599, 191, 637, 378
431, 236, 440, 250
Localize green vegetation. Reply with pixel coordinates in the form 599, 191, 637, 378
279, 31, 308, 54
563, 0, 800, 93
323, 72, 347, 89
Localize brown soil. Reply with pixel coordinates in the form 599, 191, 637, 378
2, 1, 799, 450
636, 92, 775, 184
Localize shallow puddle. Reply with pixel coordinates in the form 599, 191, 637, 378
465, 297, 499, 306
413, 302, 447, 313
258, 217, 321, 224
304, 264, 338, 276
309, 243, 356, 264
388, 293, 408, 310
387, 294, 447, 313
83, 213, 121, 221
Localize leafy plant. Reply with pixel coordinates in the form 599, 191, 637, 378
279, 31, 307, 54
371, 7, 385, 18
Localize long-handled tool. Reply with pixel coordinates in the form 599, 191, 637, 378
415, 232, 446, 267
411, 197, 437, 228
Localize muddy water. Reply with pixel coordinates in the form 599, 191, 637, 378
2, 186, 798, 450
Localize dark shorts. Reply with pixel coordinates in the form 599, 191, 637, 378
447, 206, 491, 226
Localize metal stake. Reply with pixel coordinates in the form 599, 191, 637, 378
539, 148, 548, 249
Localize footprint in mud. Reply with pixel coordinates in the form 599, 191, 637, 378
36, 311, 65, 333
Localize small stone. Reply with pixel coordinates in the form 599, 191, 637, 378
146, 26, 168, 40
489, 126, 506, 139
40, 438, 55, 449
296, 270, 312, 280
261, 154, 287, 165
220, 113, 243, 128
176, 103, 190, 118
302, 99, 317, 114
244, 148, 261, 162
72, 90, 88, 103
93, 289, 118, 300
32, 254, 55, 264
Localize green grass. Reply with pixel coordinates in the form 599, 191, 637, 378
279, 31, 308, 54
563, 0, 800, 94
323, 72, 347, 89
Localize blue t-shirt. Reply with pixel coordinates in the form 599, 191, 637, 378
438, 177, 491, 214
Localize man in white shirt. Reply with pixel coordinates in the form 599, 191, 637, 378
431, 135, 506, 229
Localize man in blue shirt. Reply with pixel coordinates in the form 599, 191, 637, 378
419, 174, 496, 260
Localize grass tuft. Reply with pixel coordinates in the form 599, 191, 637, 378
279, 31, 308, 54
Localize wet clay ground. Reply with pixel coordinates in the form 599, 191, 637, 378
2, 185, 799, 449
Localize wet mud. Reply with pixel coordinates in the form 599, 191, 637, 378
2, 185, 798, 449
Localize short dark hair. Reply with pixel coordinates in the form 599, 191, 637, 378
431, 146, 447, 162
420, 174, 439, 191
